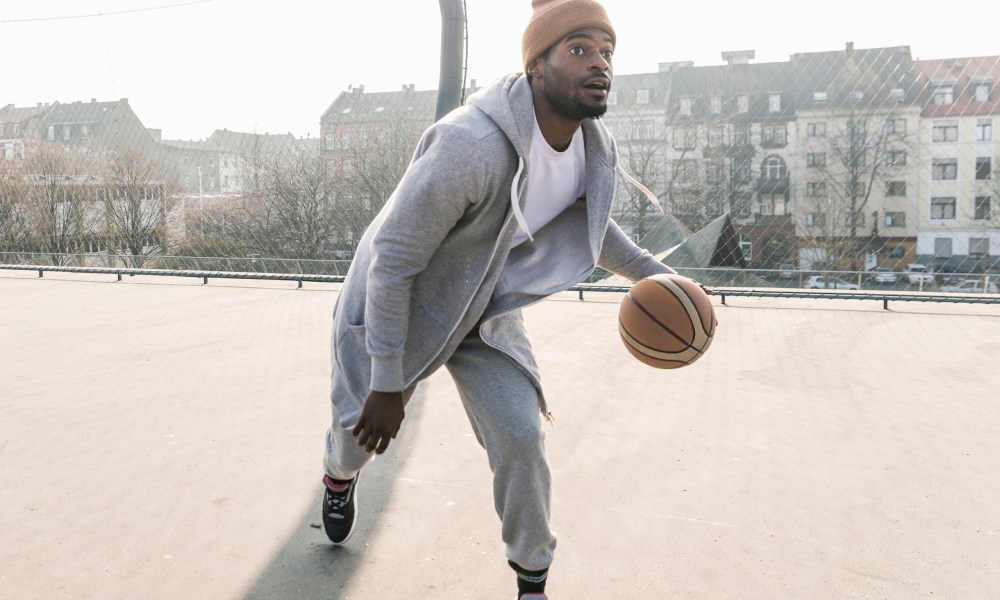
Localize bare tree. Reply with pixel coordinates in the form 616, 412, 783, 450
96, 146, 178, 268
232, 143, 341, 260
18, 142, 89, 265
0, 159, 29, 255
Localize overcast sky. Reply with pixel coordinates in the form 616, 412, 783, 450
4, 0, 1000, 141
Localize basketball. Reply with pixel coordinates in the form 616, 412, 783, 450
618, 273, 717, 369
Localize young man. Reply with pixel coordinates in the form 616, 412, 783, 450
321, 1, 676, 596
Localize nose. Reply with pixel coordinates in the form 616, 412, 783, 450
589, 51, 610, 73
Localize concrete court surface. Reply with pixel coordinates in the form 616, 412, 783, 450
1, 269, 998, 600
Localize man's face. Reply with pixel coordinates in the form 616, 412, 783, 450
534, 28, 614, 121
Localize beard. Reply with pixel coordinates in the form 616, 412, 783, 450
541, 62, 609, 120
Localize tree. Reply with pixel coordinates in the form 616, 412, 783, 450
97, 146, 179, 268
18, 143, 89, 265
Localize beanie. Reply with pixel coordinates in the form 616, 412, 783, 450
521, 0, 616, 71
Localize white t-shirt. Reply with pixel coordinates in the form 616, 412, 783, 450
509, 118, 586, 247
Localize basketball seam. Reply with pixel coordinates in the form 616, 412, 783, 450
649, 278, 712, 346
624, 291, 703, 356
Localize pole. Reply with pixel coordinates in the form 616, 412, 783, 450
435, 0, 465, 122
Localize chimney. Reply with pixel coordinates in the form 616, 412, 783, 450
658, 61, 694, 72
845, 42, 855, 58
721, 50, 755, 66
91, 98, 96, 103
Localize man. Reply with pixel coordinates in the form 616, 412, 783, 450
321, 1, 677, 597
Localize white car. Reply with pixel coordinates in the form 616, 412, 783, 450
803, 276, 861, 290
939, 279, 999, 294
868, 267, 898, 283
903, 263, 935, 285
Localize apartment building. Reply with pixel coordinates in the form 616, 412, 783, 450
915, 56, 1000, 272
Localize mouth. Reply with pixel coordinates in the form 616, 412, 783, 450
583, 77, 611, 96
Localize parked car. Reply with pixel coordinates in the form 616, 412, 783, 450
868, 267, 898, 284
903, 263, 935, 285
803, 275, 861, 290
939, 279, 999, 294
778, 264, 797, 279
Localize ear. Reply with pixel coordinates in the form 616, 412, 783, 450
526, 57, 544, 79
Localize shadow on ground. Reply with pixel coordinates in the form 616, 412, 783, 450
242, 391, 428, 600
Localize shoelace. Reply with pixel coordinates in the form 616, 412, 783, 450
325, 483, 352, 517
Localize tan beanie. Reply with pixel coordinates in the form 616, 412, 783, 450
521, 0, 616, 71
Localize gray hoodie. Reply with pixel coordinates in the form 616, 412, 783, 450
329, 73, 673, 424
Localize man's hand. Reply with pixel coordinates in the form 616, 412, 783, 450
353, 390, 405, 455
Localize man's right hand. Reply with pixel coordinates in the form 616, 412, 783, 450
353, 390, 405, 455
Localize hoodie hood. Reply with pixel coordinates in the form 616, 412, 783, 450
466, 73, 536, 161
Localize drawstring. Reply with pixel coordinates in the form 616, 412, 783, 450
616, 163, 663, 214
509, 157, 533, 243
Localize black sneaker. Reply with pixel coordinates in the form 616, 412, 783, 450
322, 473, 359, 545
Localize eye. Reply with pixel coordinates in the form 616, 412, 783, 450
602, 49, 614, 60
569, 45, 584, 56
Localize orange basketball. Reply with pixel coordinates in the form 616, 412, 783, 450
618, 273, 717, 369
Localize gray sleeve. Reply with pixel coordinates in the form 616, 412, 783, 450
597, 219, 676, 283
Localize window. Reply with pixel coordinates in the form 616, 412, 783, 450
850, 89, 864, 101
885, 150, 906, 166
608, 91, 617, 105
62, 126, 71, 141
813, 92, 828, 104
737, 95, 749, 113
807, 122, 826, 137
806, 152, 826, 167
884, 246, 905, 259
972, 82, 992, 102
758, 192, 786, 215
931, 197, 957, 220
208, 157, 215, 167
706, 160, 725, 184
673, 159, 698, 183
974, 196, 992, 220
732, 156, 751, 183
738, 235, 752, 261
769, 94, 781, 112
932, 85, 954, 105
761, 124, 786, 147
708, 126, 726, 147
806, 182, 826, 196
672, 127, 697, 149
969, 237, 990, 257
806, 212, 826, 227
636, 90, 650, 104
340, 133, 351, 150
976, 157, 992, 180
12, 123, 20, 136
679, 97, 692, 115
734, 126, 750, 145
934, 237, 953, 258
932, 158, 958, 180
634, 120, 655, 140
976, 119, 992, 141
763, 156, 787, 180
710, 96, 722, 114
885, 211, 906, 227
885, 118, 906, 134
844, 212, 866, 227
932, 121, 958, 142
885, 181, 906, 196
324, 134, 335, 150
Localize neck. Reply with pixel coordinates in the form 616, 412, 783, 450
532, 96, 582, 152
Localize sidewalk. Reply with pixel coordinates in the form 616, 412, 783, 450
1, 270, 998, 599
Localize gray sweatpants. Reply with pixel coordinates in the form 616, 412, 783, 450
323, 330, 556, 572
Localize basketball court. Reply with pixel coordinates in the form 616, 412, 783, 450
1, 270, 998, 599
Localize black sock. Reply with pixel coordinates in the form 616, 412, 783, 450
509, 560, 547, 594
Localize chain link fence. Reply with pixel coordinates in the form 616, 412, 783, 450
2, 45, 998, 293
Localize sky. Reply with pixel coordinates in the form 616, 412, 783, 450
4, 0, 1000, 141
